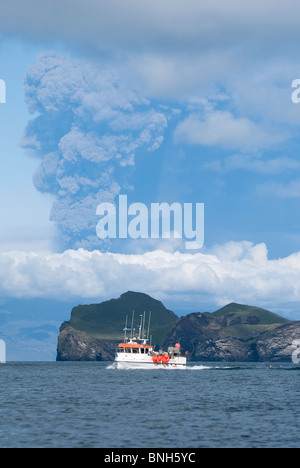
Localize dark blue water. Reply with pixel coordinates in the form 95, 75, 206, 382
0, 362, 299, 448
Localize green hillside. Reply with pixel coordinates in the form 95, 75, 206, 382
212, 303, 289, 325
58, 294, 296, 362
67, 291, 178, 345
204, 302, 290, 339
162, 302, 293, 359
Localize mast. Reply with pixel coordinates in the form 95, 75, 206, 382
142, 311, 146, 341
138, 314, 143, 340
130, 311, 135, 339
123, 315, 128, 341
147, 311, 152, 341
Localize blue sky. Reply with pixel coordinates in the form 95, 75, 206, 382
1, 0, 300, 359
0, 38, 58, 251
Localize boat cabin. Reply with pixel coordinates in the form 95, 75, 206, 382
117, 343, 153, 354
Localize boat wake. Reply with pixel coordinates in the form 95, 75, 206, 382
106, 363, 186, 370
187, 365, 215, 370
106, 363, 299, 371
106, 363, 235, 371
106, 362, 248, 371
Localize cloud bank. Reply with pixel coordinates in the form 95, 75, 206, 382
20, 52, 168, 249
3, 0, 300, 104
0, 242, 299, 318
2, 1, 300, 56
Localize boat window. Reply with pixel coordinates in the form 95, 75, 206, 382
118, 348, 125, 353
145, 348, 149, 354
132, 348, 139, 354
141, 348, 144, 354
125, 348, 131, 353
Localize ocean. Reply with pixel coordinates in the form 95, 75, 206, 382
0, 362, 299, 448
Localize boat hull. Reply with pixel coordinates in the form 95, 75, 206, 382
114, 357, 186, 370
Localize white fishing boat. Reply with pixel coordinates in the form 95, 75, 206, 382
114, 312, 187, 369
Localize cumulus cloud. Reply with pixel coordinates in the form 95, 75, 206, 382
20, 52, 168, 248
0, 242, 300, 318
174, 111, 286, 150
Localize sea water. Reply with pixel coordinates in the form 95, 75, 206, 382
0, 362, 299, 448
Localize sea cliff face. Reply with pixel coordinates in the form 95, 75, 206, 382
57, 324, 119, 362
57, 291, 178, 361
162, 305, 300, 362
56, 293, 300, 362
255, 323, 300, 362
162, 323, 300, 362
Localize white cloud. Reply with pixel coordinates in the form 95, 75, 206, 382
205, 154, 300, 174
0, 242, 300, 317
1, 1, 300, 102
174, 111, 285, 150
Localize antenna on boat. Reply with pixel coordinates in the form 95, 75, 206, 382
147, 311, 152, 341
124, 315, 128, 341
142, 311, 146, 340
131, 311, 135, 339
138, 314, 143, 340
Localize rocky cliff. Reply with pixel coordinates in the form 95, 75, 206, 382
162, 304, 300, 362
57, 291, 178, 361
57, 293, 300, 362
255, 322, 300, 361
57, 323, 119, 361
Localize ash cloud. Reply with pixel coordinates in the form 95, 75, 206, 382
20, 52, 168, 249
